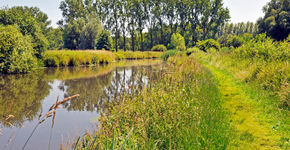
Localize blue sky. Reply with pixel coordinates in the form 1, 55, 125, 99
1, 0, 270, 28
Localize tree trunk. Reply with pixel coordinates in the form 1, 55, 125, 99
150, 29, 153, 49
131, 32, 135, 52
123, 32, 126, 51
159, 19, 163, 45
140, 29, 144, 51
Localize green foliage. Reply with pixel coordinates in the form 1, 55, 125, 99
114, 51, 163, 60
161, 50, 184, 60
63, 18, 86, 49
257, 0, 290, 41
0, 6, 49, 58
43, 51, 163, 67
196, 35, 290, 108
151, 44, 167, 52
96, 30, 112, 50
170, 33, 186, 51
75, 56, 231, 149
63, 15, 103, 50
186, 47, 201, 56
80, 14, 103, 49
235, 34, 289, 61
227, 35, 244, 48
0, 25, 37, 73
196, 39, 221, 52
43, 50, 115, 67
46, 28, 64, 50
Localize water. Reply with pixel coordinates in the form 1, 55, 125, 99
0, 59, 164, 150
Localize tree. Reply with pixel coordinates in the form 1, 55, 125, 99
63, 18, 86, 49
96, 30, 113, 50
80, 14, 103, 49
0, 26, 37, 73
47, 28, 64, 50
59, 0, 86, 23
170, 33, 186, 51
133, 0, 148, 51
0, 6, 49, 58
200, 0, 230, 40
257, 0, 290, 41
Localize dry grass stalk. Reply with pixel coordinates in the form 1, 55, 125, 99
49, 94, 80, 111
22, 94, 80, 150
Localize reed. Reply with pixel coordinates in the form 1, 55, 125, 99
43, 50, 163, 67
74, 56, 231, 149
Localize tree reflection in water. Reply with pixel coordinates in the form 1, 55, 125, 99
0, 59, 164, 150
63, 66, 151, 113
0, 71, 50, 127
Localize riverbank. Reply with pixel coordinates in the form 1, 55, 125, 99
73, 51, 289, 149
43, 50, 163, 67
73, 55, 232, 149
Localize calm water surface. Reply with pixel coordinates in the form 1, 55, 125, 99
0, 59, 165, 150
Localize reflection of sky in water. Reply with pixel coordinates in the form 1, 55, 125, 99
0, 61, 162, 150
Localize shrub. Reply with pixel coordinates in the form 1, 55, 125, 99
0, 7, 49, 58
0, 25, 37, 73
235, 34, 290, 61
161, 50, 184, 60
186, 47, 201, 56
170, 33, 186, 51
227, 35, 244, 48
196, 39, 221, 52
151, 44, 167, 52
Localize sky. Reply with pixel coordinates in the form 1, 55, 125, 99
0, 0, 270, 28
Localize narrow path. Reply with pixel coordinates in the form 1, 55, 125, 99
204, 64, 281, 150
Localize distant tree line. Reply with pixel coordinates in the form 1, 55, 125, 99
58, 0, 231, 51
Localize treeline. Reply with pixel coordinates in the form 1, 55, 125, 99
58, 0, 230, 51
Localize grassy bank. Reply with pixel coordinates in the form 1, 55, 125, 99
194, 52, 289, 149
191, 35, 289, 148
72, 55, 232, 149
42, 50, 162, 67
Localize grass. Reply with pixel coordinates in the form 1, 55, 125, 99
42, 50, 163, 67
193, 51, 289, 149
73, 55, 232, 149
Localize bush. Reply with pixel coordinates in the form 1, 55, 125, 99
0, 7, 49, 58
0, 25, 37, 73
196, 39, 220, 52
151, 44, 167, 52
186, 47, 201, 56
235, 34, 290, 61
227, 36, 244, 48
161, 50, 184, 60
170, 33, 186, 51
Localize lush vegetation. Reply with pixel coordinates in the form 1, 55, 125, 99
257, 0, 289, 41
74, 56, 232, 149
0, 26, 37, 73
197, 34, 289, 108
43, 50, 162, 67
151, 44, 167, 52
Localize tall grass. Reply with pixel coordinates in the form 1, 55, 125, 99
114, 51, 162, 60
73, 55, 232, 149
43, 50, 163, 67
194, 34, 289, 108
